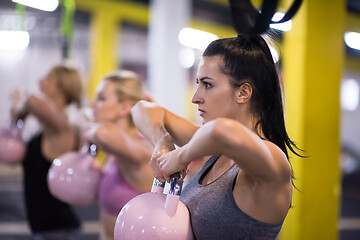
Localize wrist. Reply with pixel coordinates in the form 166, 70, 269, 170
178, 144, 191, 168
152, 126, 172, 146
82, 123, 100, 144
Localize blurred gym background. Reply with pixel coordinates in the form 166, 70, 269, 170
0, 0, 359, 239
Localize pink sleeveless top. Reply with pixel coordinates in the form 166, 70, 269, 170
98, 134, 147, 216
98, 162, 142, 216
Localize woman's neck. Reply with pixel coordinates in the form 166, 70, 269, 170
48, 92, 67, 112
250, 115, 264, 138
115, 117, 137, 137
235, 107, 264, 138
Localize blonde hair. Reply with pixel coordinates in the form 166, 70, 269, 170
103, 70, 146, 104
103, 70, 147, 125
51, 64, 82, 106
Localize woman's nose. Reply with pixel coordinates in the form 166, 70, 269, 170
191, 88, 203, 104
90, 99, 96, 109
38, 78, 45, 89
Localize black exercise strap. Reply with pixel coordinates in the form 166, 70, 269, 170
229, 0, 303, 34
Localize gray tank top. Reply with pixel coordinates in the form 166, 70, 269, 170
180, 156, 283, 240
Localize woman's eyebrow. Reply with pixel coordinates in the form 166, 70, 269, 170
197, 77, 214, 82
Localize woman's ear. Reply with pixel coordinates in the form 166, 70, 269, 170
117, 101, 133, 118
235, 83, 252, 104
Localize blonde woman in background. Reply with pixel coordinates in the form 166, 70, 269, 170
11, 64, 83, 240
81, 70, 153, 240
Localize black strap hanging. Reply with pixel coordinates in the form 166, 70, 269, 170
229, 0, 303, 34
60, 0, 76, 60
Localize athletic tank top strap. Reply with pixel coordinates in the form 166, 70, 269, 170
195, 155, 220, 178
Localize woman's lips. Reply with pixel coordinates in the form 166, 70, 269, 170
198, 109, 205, 117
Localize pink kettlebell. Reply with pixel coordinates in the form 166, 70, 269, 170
47, 143, 102, 206
114, 174, 194, 240
0, 119, 26, 165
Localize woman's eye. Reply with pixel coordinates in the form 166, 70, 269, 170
204, 82, 211, 89
195, 79, 211, 88
97, 95, 105, 101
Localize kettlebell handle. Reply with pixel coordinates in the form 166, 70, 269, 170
165, 172, 184, 216
151, 172, 184, 195
10, 119, 24, 129
81, 143, 98, 157
168, 172, 183, 196
151, 178, 166, 193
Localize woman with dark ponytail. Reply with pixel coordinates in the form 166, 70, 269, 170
131, 34, 301, 240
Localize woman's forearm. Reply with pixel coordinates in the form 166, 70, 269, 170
179, 120, 223, 166
131, 101, 169, 146
89, 123, 152, 164
25, 94, 69, 131
180, 118, 280, 182
131, 101, 199, 147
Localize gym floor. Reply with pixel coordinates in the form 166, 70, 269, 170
0, 166, 359, 239
0, 167, 100, 240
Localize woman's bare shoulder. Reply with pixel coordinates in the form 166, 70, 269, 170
262, 140, 292, 182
